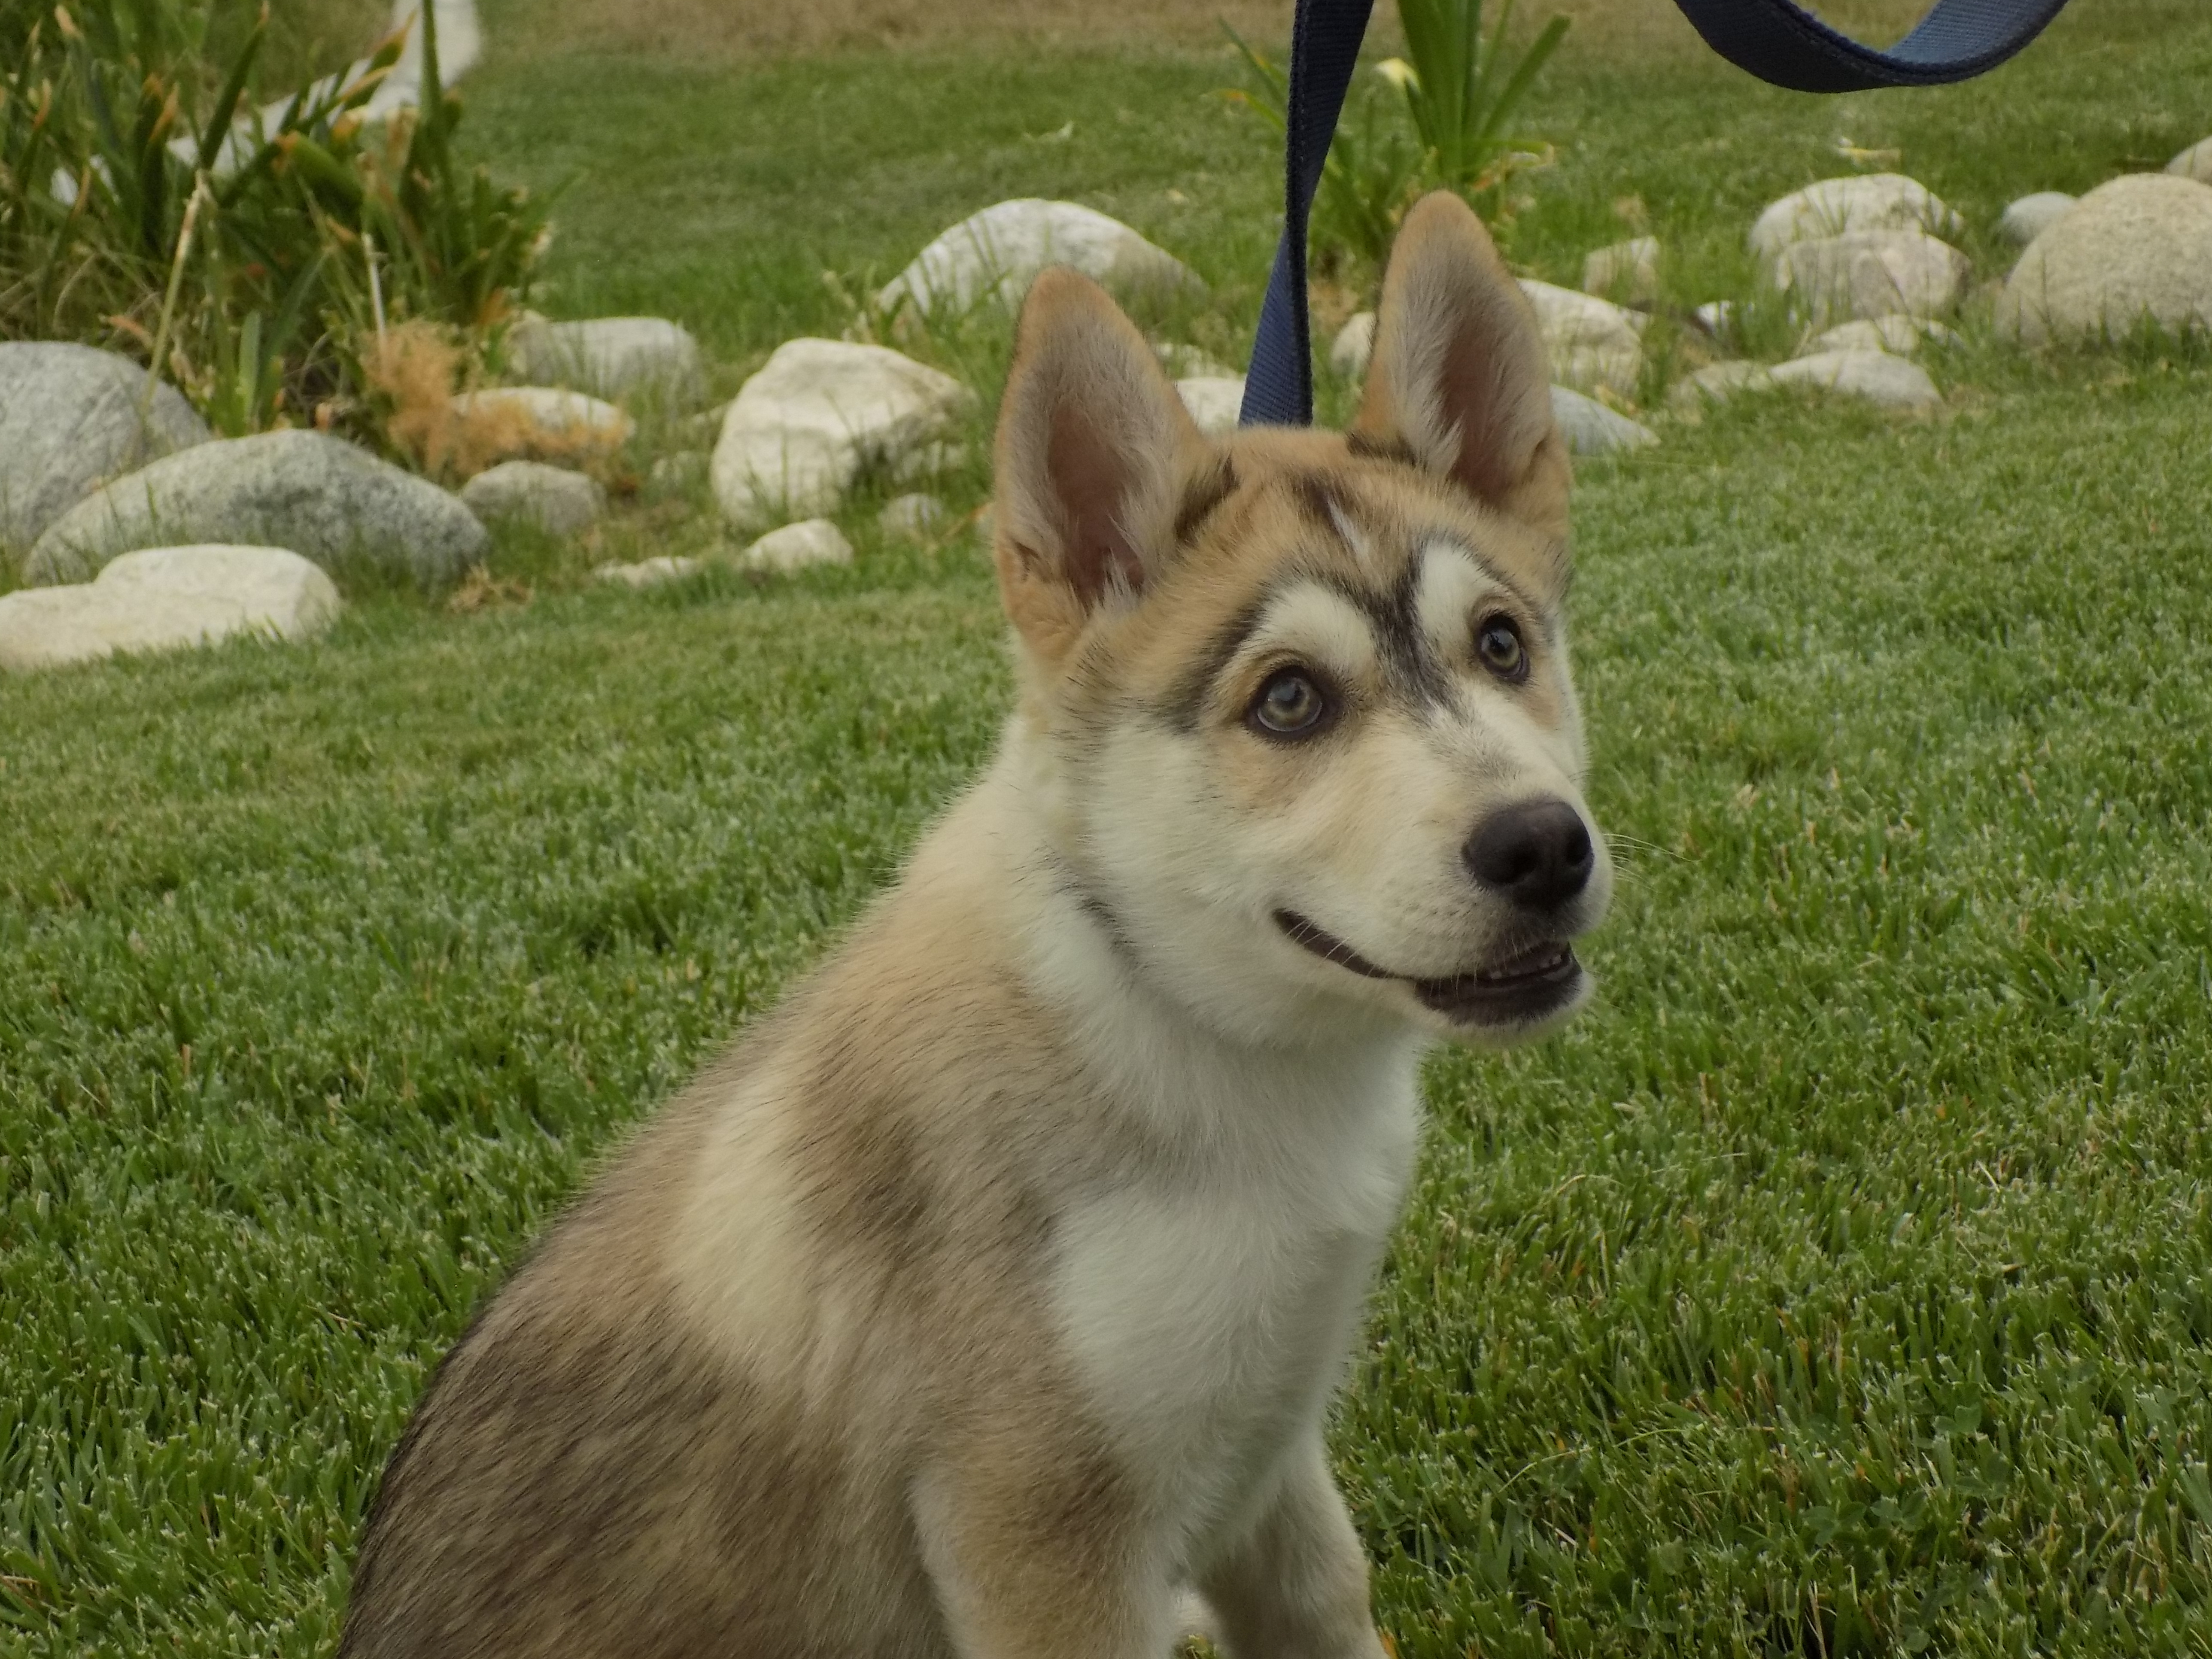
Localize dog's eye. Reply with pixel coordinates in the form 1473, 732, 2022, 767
1249, 669, 1330, 738
1477, 616, 1528, 682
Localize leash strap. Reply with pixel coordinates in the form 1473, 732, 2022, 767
1672, 0, 2072, 91
1239, 0, 2072, 426
1239, 0, 1376, 429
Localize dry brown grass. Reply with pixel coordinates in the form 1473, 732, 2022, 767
363, 321, 617, 482
482, 0, 1937, 63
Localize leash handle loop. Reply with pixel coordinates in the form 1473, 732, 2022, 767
1239, 0, 2073, 427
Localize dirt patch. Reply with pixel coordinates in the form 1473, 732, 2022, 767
481, 0, 1937, 62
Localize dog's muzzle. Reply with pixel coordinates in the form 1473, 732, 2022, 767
1272, 910, 1584, 1028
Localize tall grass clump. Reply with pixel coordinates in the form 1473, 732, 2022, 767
0, 0, 547, 441
1227, 0, 1567, 277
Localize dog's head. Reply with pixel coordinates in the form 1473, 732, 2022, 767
991, 191, 1610, 1049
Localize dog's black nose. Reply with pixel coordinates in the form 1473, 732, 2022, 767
1465, 799, 1593, 910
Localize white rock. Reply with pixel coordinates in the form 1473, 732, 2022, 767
450, 387, 635, 465
507, 316, 708, 405
878, 493, 948, 539
27, 430, 484, 587
1669, 361, 1775, 410
1174, 376, 1246, 438
0, 545, 338, 672
0, 343, 210, 555
1998, 192, 2075, 246
1154, 342, 1239, 380
1517, 280, 1645, 398
1772, 231, 1970, 326
1581, 236, 1662, 305
459, 461, 606, 535
594, 556, 701, 589
1998, 173, 2212, 347
1693, 300, 1735, 336
1767, 349, 1941, 410
879, 200, 1203, 316
711, 339, 976, 530
1549, 386, 1656, 455
1329, 312, 1376, 380
743, 518, 855, 574
2166, 139, 2212, 185
1749, 174, 1964, 264
1801, 315, 1959, 357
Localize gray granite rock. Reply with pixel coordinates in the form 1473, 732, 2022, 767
27, 430, 486, 587
1750, 174, 1963, 264
0, 343, 210, 557
1998, 173, 2212, 346
1549, 386, 1656, 455
460, 461, 606, 535
1517, 280, 1645, 398
0, 544, 338, 672
1998, 192, 2075, 246
1767, 349, 1941, 410
1772, 231, 1970, 327
507, 316, 708, 405
1670, 350, 1937, 411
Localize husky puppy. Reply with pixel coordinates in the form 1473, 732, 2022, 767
340, 191, 1611, 1659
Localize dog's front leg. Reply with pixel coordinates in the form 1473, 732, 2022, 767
1196, 1436, 1388, 1659
913, 1451, 1173, 1659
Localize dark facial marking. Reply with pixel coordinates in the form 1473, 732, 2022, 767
1174, 456, 1239, 546
1345, 429, 1418, 467
1313, 556, 1452, 714
1289, 471, 1348, 535
1156, 592, 1271, 733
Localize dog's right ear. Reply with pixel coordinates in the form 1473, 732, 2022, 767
992, 268, 1205, 668
1352, 191, 1569, 551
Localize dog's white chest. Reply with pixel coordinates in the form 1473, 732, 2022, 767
1047, 1070, 1419, 1552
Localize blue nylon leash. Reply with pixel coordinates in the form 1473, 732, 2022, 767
1239, 0, 2075, 427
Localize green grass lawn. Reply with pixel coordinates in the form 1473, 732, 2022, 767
9, 2, 2212, 1653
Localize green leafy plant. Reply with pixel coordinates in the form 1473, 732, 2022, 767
1225, 0, 1566, 275
0, 0, 547, 444
1224, 28, 1423, 272
1390, 0, 1567, 204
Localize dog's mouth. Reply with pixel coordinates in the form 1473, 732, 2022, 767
1273, 910, 1582, 1027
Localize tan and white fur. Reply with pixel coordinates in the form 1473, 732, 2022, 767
339, 191, 1611, 1659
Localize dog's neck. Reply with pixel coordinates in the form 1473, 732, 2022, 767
955, 716, 1427, 1157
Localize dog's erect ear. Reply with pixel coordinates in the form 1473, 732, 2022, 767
993, 267, 1206, 665
1352, 192, 1570, 546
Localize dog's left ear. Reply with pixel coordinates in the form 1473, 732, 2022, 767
1352, 192, 1570, 555
992, 267, 1207, 667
